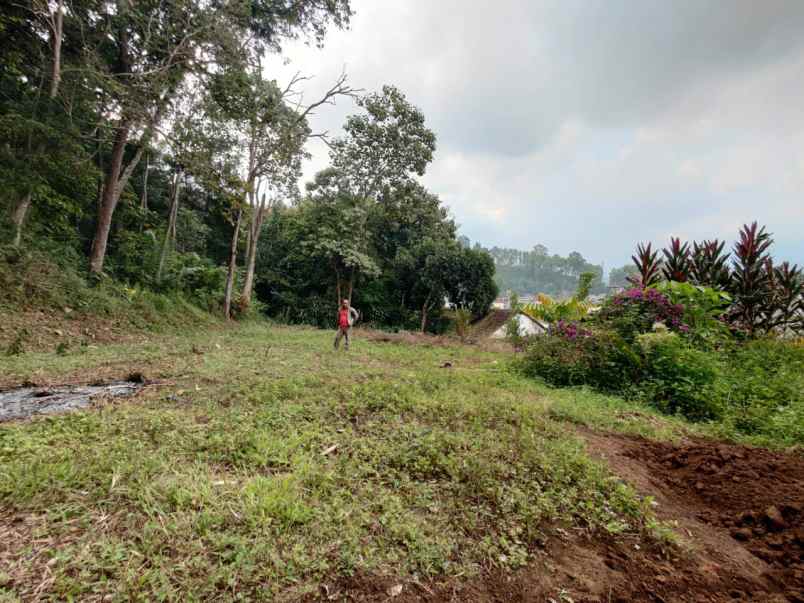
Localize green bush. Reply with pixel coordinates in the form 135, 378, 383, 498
518, 329, 642, 392
719, 339, 804, 442
635, 332, 724, 421
652, 281, 731, 348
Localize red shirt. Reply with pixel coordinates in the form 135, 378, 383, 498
338, 308, 350, 328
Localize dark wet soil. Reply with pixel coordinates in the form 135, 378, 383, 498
0, 381, 142, 421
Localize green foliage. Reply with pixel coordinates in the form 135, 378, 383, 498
454, 308, 471, 341
576, 271, 595, 301
652, 281, 731, 347
635, 332, 724, 421
5, 328, 29, 356
718, 340, 804, 444
519, 285, 803, 443
0, 248, 218, 342
596, 288, 686, 343
627, 223, 802, 338
518, 329, 642, 392
332, 85, 437, 197
522, 294, 590, 324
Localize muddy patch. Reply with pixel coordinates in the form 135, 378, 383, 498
0, 380, 143, 422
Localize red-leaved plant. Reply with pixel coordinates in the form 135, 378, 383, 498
691, 239, 731, 290
627, 242, 663, 288
728, 222, 774, 336
662, 237, 691, 283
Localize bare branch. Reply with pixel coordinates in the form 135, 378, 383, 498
296, 70, 361, 123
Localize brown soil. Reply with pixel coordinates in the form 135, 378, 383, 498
581, 430, 803, 602
317, 430, 803, 603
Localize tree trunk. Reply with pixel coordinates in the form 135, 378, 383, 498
223, 207, 242, 320
241, 201, 266, 307
11, 193, 32, 248
89, 122, 130, 275
420, 300, 430, 333
156, 171, 181, 283
49, 0, 64, 99
334, 264, 342, 306
140, 153, 149, 210
347, 269, 355, 303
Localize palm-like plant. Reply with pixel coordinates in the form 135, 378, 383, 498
728, 222, 773, 336
766, 261, 803, 333
662, 237, 691, 282
691, 239, 731, 290
628, 242, 663, 288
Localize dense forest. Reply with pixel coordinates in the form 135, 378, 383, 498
0, 1, 496, 333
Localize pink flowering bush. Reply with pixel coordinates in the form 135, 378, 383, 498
597, 287, 689, 341
550, 320, 593, 340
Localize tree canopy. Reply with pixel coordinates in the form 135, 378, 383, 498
1, 2, 497, 333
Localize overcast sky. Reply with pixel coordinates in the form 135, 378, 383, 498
265, 0, 804, 270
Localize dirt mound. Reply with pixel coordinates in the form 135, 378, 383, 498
629, 439, 804, 598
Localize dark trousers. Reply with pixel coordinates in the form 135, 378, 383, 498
334, 326, 351, 350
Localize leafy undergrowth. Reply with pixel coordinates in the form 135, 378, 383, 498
0, 324, 666, 601
0, 249, 220, 354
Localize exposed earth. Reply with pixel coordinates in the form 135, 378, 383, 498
320, 431, 804, 602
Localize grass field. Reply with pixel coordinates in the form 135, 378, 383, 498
0, 323, 684, 601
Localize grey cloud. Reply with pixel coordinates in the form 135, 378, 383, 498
264, 0, 804, 267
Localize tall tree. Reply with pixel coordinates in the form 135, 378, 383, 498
85, 0, 352, 275
331, 85, 436, 199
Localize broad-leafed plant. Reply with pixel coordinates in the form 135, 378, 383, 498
766, 261, 803, 334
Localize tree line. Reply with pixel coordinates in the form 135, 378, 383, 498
461, 240, 605, 297
0, 1, 497, 332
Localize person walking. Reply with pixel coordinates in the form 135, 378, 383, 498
334, 299, 359, 350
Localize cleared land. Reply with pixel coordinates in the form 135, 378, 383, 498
0, 323, 801, 602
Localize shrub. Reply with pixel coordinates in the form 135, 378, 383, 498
661, 237, 691, 283
690, 239, 731, 290
596, 287, 688, 342
629, 242, 662, 287
521, 294, 590, 324
550, 320, 593, 340
454, 307, 471, 341
720, 339, 804, 440
635, 332, 724, 421
519, 329, 642, 392
626, 223, 803, 338
652, 281, 731, 348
